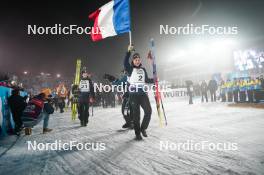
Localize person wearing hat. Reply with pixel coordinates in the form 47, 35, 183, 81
78, 70, 95, 126
40, 88, 54, 134
124, 45, 154, 140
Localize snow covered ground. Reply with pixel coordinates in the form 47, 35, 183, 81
0, 96, 264, 175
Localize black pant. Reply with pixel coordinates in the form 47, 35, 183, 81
254, 90, 260, 103
188, 92, 193, 104
221, 93, 226, 102
201, 91, 208, 102
233, 90, 239, 103
12, 112, 23, 132
227, 92, 233, 102
247, 90, 254, 103
121, 97, 132, 125
79, 102, 89, 125
58, 101, 65, 113
210, 90, 216, 102
239, 91, 246, 102
130, 93, 152, 135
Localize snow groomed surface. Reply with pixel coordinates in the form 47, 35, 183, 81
0, 97, 264, 175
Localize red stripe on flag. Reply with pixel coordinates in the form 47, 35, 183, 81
89, 9, 103, 41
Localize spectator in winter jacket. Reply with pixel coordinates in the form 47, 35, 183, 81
186, 80, 194, 104
39, 92, 54, 134
8, 89, 27, 135
208, 79, 218, 102
260, 75, 264, 89
24, 92, 54, 135
200, 80, 208, 103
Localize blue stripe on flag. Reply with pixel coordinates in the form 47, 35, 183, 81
113, 0, 131, 34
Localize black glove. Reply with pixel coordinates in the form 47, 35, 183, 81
103, 74, 117, 82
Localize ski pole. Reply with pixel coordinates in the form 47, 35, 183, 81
92, 102, 94, 116
160, 94, 168, 125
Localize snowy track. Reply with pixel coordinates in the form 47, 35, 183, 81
1, 98, 264, 175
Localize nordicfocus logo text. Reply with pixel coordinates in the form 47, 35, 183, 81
27, 140, 106, 151
27, 24, 105, 35
160, 24, 238, 35
93, 82, 170, 93
160, 140, 238, 151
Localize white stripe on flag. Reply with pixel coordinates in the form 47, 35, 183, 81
98, 0, 117, 38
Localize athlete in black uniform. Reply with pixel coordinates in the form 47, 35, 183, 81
78, 70, 95, 126
124, 45, 154, 140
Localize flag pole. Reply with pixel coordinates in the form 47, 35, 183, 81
129, 30, 132, 46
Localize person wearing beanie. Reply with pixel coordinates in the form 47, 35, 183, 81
78, 70, 95, 126
124, 45, 154, 140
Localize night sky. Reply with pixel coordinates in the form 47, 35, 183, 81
0, 0, 264, 81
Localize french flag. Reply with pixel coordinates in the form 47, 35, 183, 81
89, 0, 131, 41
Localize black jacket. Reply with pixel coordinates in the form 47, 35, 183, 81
200, 82, 208, 93
8, 94, 27, 114
260, 78, 264, 89
79, 78, 95, 103
124, 51, 154, 84
208, 80, 218, 91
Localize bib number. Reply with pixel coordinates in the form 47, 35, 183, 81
130, 68, 145, 86
80, 80, 90, 92
138, 75, 143, 82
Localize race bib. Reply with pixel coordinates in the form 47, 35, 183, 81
79, 80, 90, 92
129, 68, 145, 87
